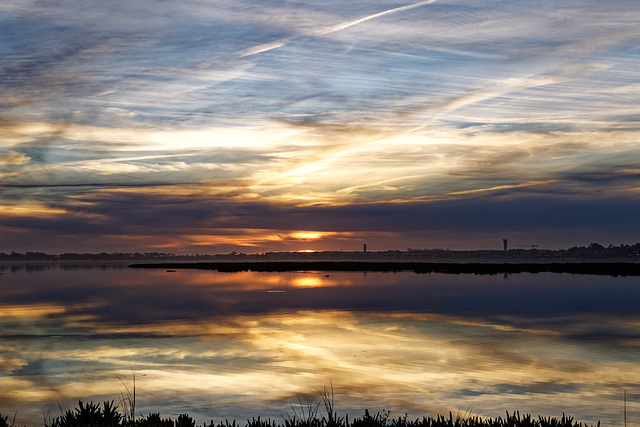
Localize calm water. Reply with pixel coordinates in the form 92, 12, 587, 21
1, 263, 639, 426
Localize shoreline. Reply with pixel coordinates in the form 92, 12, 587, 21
128, 261, 640, 276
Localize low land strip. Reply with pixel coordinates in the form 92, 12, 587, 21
129, 261, 640, 276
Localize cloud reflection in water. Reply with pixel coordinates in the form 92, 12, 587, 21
0, 266, 638, 426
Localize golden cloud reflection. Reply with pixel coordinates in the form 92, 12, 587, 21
3, 306, 637, 426
291, 276, 325, 288
0, 303, 66, 317
108, 269, 355, 290
3, 268, 640, 427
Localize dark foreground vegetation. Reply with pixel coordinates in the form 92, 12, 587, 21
0, 401, 599, 427
129, 261, 640, 276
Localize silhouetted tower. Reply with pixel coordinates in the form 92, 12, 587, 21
363, 243, 367, 253
503, 238, 508, 252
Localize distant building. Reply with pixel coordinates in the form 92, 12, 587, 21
363, 243, 367, 253
503, 238, 508, 252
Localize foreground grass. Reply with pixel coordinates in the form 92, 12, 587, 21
0, 401, 600, 427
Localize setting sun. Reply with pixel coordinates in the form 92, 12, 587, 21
290, 232, 326, 240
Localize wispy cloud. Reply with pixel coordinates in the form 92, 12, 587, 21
238, 0, 438, 57
0, 150, 30, 166
2, 0, 640, 251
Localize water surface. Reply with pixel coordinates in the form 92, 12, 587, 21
1, 263, 638, 426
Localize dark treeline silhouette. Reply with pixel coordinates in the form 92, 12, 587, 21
3, 242, 640, 262
129, 261, 640, 276
0, 251, 203, 261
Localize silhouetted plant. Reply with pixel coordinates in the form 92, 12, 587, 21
205, 421, 237, 427
46, 401, 122, 427
174, 414, 195, 427
285, 395, 322, 427
16, 396, 604, 427
316, 382, 345, 427
387, 413, 410, 427
136, 413, 173, 427
247, 417, 279, 427
351, 409, 390, 427
117, 370, 136, 425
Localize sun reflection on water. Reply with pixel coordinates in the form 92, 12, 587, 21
0, 266, 639, 426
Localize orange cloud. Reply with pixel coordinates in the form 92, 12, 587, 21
0, 204, 68, 218
0, 304, 66, 317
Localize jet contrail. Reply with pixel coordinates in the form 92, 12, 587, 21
238, 0, 438, 58
314, 0, 438, 36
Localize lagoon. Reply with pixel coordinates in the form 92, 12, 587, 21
1, 263, 639, 426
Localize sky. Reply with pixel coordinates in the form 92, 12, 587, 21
2, 0, 640, 253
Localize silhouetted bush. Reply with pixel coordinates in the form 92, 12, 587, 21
46, 401, 122, 427
4, 404, 600, 427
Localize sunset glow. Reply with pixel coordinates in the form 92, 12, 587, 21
3, 5, 640, 425
290, 232, 326, 240
1, 0, 639, 252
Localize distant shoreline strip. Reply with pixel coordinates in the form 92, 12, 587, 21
128, 261, 640, 276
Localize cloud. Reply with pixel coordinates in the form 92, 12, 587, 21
0, 150, 30, 165
238, 0, 439, 58
1, 0, 640, 253
0, 150, 31, 179
2, 185, 640, 254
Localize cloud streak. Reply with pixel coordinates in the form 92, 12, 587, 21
1, 0, 640, 252
238, 0, 438, 58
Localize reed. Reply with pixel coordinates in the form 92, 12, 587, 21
2, 403, 599, 427
1, 386, 602, 427
117, 368, 136, 424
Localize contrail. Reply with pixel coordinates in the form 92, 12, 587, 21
238, 0, 437, 58
238, 40, 289, 58
314, 0, 437, 36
